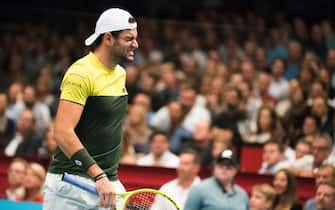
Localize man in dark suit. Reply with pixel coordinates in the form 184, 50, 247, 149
4, 109, 42, 156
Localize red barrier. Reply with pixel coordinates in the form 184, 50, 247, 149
0, 156, 315, 203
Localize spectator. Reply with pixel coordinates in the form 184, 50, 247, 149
137, 131, 179, 168
3, 158, 27, 200
182, 121, 213, 168
124, 104, 152, 154
16, 162, 45, 203
310, 95, 334, 135
212, 86, 246, 148
259, 141, 286, 175
37, 125, 57, 159
256, 72, 277, 107
152, 62, 180, 110
285, 40, 302, 81
241, 105, 283, 144
152, 149, 201, 209
269, 58, 289, 100
184, 149, 249, 210
0, 93, 15, 153
301, 115, 322, 138
305, 164, 335, 210
292, 134, 334, 177
125, 65, 141, 104
4, 109, 42, 157
272, 169, 302, 210
275, 139, 313, 173
315, 182, 335, 210
6, 82, 24, 122
150, 83, 210, 135
20, 84, 51, 136
132, 92, 154, 123
249, 184, 276, 210
119, 131, 136, 165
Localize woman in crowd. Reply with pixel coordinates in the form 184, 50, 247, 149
272, 169, 302, 210
16, 162, 46, 203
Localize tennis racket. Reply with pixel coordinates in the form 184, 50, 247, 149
62, 173, 180, 210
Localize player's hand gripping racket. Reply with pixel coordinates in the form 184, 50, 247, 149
62, 173, 180, 210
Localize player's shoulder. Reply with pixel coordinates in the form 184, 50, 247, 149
64, 55, 94, 80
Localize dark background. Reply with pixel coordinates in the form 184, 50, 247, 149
1, 0, 334, 23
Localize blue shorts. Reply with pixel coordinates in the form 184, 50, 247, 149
43, 173, 125, 210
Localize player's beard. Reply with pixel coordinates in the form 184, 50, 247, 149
110, 41, 134, 63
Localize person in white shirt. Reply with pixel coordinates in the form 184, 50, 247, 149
269, 58, 289, 100
137, 131, 179, 168
276, 139, 313, 171
259, 141, 287, 175
152, 149, 201, 209
150, 83, 210, 134
288, 133, 335, 177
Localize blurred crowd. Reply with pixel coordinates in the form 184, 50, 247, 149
1, 11, 335, 207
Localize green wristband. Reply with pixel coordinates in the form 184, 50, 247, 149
70, 148, 96, 172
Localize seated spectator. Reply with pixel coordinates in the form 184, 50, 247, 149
184, 149, 249, 210
255, 72, 277, 107
182, 121, 213, 168
119, 131, 136, 165
6, 82, 25, 122
152, 149, 201, 209
0, 93, 15, 153
272, 169, 302, 210
4, 109, 42, 157
38, 125, 57, 159
241, 105, 283, 144
304, 164, 335, 210
212, 86, 246, 149
137, 131, 179, 168
259, 141, 286, 175
310, 95, 334, 136
315, 182, 335, 210
280, 83, 308, 144
3, 158, 27, 200
20, 84, 52, 136
124, 104, 152, 154
290, 133, 335, 177
132, 93, 154, 123
276, 139, 313, 172
301, 115, 321, 138
269, 58, 289, 101
16, 162, 45, 203
150, 83, 210, 136
249, 184, 276, 210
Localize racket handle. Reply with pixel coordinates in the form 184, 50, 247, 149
62, 172, 99, 196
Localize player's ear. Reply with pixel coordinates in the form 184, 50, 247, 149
103, 32, 115, 46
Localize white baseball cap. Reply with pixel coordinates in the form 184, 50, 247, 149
85, 8, 137, 46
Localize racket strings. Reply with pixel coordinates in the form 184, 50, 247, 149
125, 191, 155, 210
124, 192, 176, 210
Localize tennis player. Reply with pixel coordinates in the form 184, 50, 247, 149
43, 8, 138, 210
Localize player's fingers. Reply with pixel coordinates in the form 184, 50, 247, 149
99, 194, 105, 207
111, 192, 116, 208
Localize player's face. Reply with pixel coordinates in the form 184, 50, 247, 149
111, 29, 138, 61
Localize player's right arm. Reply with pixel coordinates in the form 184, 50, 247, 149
53, 68, 116, 208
